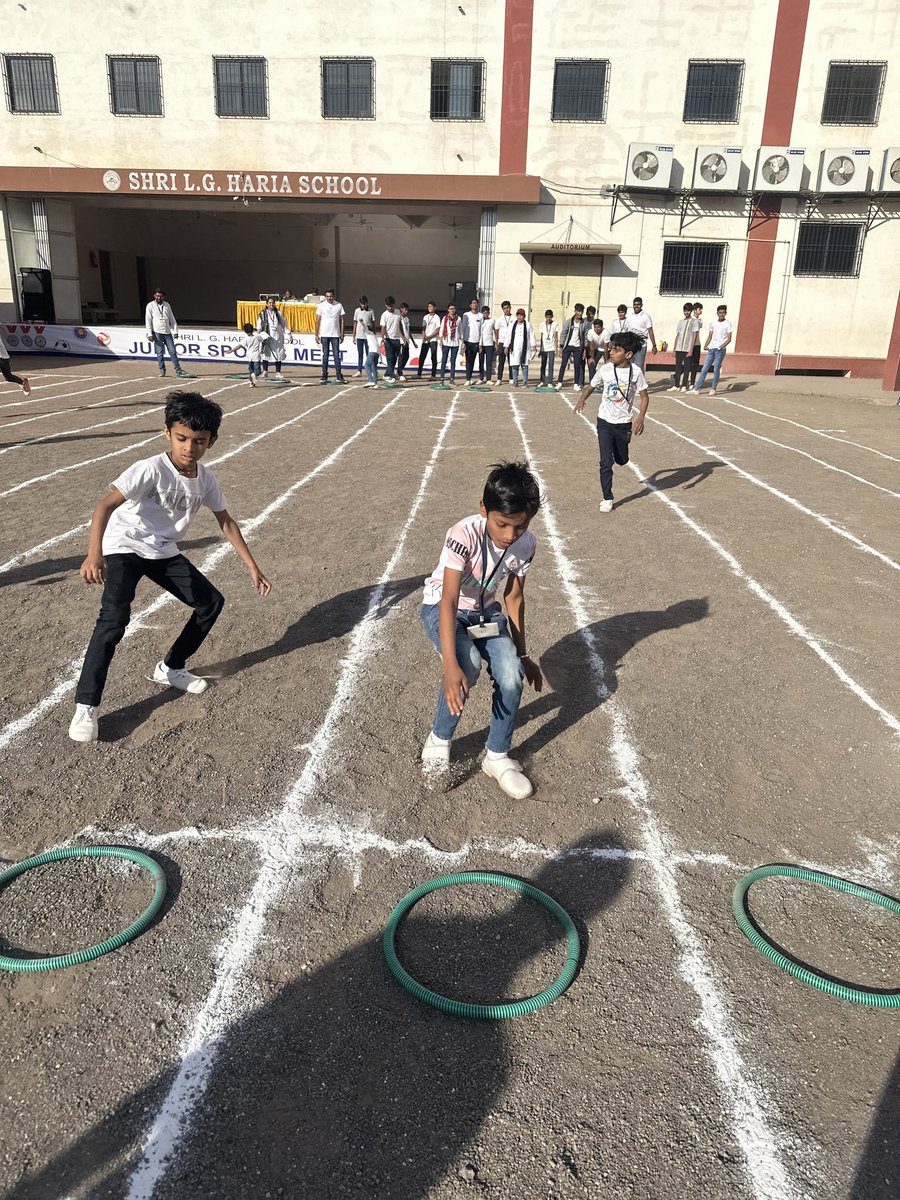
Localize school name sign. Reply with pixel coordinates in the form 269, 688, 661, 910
107, 170, 385, 197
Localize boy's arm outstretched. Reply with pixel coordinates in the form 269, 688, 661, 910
438, 567, 468, 716
79, 488, 127, 584
504, 574, 542, 691
213, 509, 272, 596
574, 380, 595, 413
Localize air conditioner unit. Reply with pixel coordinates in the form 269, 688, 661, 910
817, 148, 871, 193
624, 143, 674, 189
879, 147, 900, 193
754, 146, 805, 192
693, 145, 742, 190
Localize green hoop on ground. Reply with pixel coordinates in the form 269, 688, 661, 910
0, 846, 167, 973
732, 864, 900, 1008
430, 384, 452, 390
383, 870, 581, 1019
534, 386, 557, 393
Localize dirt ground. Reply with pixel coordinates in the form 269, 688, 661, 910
0, 356, 897, 1200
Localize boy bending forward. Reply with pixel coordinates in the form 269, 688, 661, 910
69, 392, 271, 742
421, 461, 543, 798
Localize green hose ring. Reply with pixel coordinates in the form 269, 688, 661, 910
733, 864, 900, 1008
0, 845, 167, 973
383, 871, 581, 1019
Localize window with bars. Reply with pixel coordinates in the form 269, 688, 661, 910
321, 58, 374, 118
551, 60, 609, 121
430, 59, 484, 120
821, 61, 886, 125
4, 54, 58, 113
108, 56, 162, 116
683, 60, 744, 123
794, 223, 864, 277
214, 57, 267, 118
660, 243, 727, 295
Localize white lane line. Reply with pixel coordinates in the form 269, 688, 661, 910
718, 396, 900, 465
0, 397, 171, 456
0, 378, 140, 422
123, 390, 458, 1200
510, 392, 795, 1200
646, 414, 899, 574
0, 374, 105, 404
0, 386, 345, 576
563, 395, 900, 737
668, 396, 900, 500
0, 389, 407, 750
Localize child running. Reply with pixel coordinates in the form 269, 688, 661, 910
0, 329, 30, 395
421, 461, 543, 798
575, 330, 649, 513
68, 392, 271, 743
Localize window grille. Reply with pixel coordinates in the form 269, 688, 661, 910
551, 60, 609, 121
794, 223, 864, 277
108, 56, 162, 116
683, 60, 744, 123
821, 61, 886, 125
430, 60, 484, 120
322, 58, 374, 119
214, 57, 267, 118
4, 54, 58, 113
660, 243, 727, 295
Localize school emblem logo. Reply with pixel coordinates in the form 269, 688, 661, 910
7, 334, 19, 346
102, 170, 121, 192
20, 335, 33, 347
34, 335, 46, 347
74, 327, 88, 338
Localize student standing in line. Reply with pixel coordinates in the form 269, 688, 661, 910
555, 303, 587, 389
68, 392, 271, 743
625, 296, 657, 372
315, 289, 347, 385
460, 298, 483, 385
256, 297, 291, 382
478, 305, 496, 383
418, 301, 441, 379
379, 296, 407, 383
493, 300, 515, 386
688, 302, 704, 388
610, 304, 629, 336
439, 304, 461, 384
420, 460, 543, 798
585, 318, 610, 380
239, 322, 267, 387
669, 303, 700, 392
692, 304, 733, 396
146, 288, 188, 379
575, 330, 650, 514
507, 308, 536, 387
352, 296, 375, 377
582, 306, 597, 381
397, 303, 418, 379
538, 309, 559, 386
0, 329, 30, 395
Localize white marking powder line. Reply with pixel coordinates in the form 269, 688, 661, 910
0, 388, 406, 751
508, 393, 795, 1200
562, 395, 900, 737
0, 386, 348, 575
646, 414, 900, 574
718, 395, 900, 465
0, 397, 172, 456
0, 375, 105, 406
122, 390, 459, 1199
669, 396, 900, 500
0, 378, 144, 425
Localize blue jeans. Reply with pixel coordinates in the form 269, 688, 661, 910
153, 333, 183, 374
247, 359, 261, 380
695, 347, 726, 391
511, 362, 529, 385
557, 345, 583, 386
356, 337, 367, 371
365, 350, 379, 384
321, 337, 344, 380
440, 345, 459, 382
632, 343, 648, 372
384, 338, 401, 377
421, 602, 524, 754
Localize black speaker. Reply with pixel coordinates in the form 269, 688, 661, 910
20, 267, 55, 323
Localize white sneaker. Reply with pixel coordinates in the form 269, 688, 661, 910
708, 388, 717, 397
354, 371, 363, 378
691, 388, 701, 394
555, 383, 562, 391
22, 378, 31, 396
249, 375, 257, 387
274, 372, 285, 382
68, 703, 99, 742
667, 385, 678, 391
600, 499, 614, 513
481, 754, 533, 799
363, 381, 377, 388
151, 660, 208, 694
383, 375, 394, 382
680, 386, 688, 392
421, 731, 450, 778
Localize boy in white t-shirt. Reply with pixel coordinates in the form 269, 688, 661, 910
478, 305, 496, 382
239, 322, 267, 387
68, 392, 271, 743
379, 296, 407, 383
315, 289, 347, 384
575, 331, 650, 513
420, 461, 543, 798
692, 304, 733, 396
538, 309, 559, 386
584, 318, 610, 379
352, 296, 375, 377
418, 301, 441, 379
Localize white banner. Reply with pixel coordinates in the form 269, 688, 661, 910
3, 323, 366, 368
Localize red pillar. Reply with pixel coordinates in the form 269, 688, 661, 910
499, 0, 534, 177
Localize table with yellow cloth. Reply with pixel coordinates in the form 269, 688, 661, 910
235, 301, 317, 334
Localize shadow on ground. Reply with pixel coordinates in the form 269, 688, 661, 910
615, 463, 726, 508
852, 1050, 899, 1198
11, 833, 630, 1199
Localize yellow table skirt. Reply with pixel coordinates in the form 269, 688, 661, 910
235, 301, 317, 334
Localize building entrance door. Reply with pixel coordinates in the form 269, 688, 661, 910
529, 255, 603, 320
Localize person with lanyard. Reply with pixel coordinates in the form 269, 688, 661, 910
256, 297, 291, 382
575, 330, 650, 513
420, 461, 543, 798
145, 288, 188, 379
625, 296, 657, 372
417, 301, 441, 379
492, 299, 515, 386
460, 298, 483, 385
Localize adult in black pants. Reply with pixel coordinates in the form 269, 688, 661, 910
689, 302, 703, 388
418, 302, 440, 378
460, 299, 482, 384
555, 304, 587, 389
493, 300, 514, 385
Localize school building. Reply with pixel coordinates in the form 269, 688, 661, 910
1, 0, 899, 388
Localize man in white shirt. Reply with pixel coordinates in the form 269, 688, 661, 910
585, 319, 610, 378
145, 288, 188, 379
492, 300, 515, 386
379, 295, 407, 382
692, 304, 733, 396
460, 298, 483, 385
609, 304, 629, 336
625, 297, 656, 372
478, 305, 497, 382
417, 301, 441, 379
315, 289, 347, 384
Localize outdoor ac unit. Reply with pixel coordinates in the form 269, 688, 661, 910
817, 148, 871, 193
624, 143, 674, 189
879, 147, 900, 193
693, 145, 742, 190
754, 146, 805, 191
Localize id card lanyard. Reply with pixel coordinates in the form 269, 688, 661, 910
478, 525, 509, 625
613, 363, 633, 407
